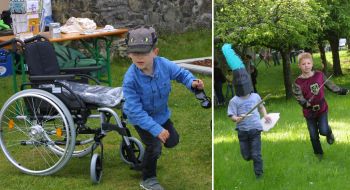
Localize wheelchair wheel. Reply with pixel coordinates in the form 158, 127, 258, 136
119, 137, 144, 165
90, 153, 102, 184
0, 89, 76, 175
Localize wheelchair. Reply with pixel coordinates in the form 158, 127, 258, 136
0, 35, 145, 184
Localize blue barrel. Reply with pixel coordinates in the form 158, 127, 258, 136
0, 49, 13, 77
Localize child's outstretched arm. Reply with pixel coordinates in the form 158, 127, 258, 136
165, 58, 197, 90
259, 104, 272, 123
323, 74, 349, 95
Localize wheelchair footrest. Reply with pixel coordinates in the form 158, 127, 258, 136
54, 141, 66, 145
54, 140, 82, 145
101, 123, 128, 136
77, 126, 96, 134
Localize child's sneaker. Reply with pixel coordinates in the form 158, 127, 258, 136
140, 177, 164, 190
326, 133, 335, 145
315, 153, 323, 161
255, 173, 263, 180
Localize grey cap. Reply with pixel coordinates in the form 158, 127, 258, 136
126, 26, 157, 53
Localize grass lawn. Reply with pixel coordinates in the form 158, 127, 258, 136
0, 29, 212, 190
214, 50, 350, 190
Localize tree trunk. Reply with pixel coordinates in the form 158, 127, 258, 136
280, 50, 293, 99
328, 35, 342, 76
347, 37, 350, 51
318, 41, 327, 74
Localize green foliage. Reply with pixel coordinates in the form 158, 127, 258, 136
318, 0, 350, 37
215, 0, 321, 50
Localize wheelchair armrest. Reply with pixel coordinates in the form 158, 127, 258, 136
60, 67, 101, 84
60, 66, 102, 73
29, 74, 75, 81
74, 74, 101, 84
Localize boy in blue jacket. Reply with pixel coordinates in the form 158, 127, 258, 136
122, 26, 204, 190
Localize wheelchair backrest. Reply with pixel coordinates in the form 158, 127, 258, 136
22, 36, 88, 118
24, 37, 60, 76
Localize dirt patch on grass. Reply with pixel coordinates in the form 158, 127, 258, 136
191, 59, 212, 67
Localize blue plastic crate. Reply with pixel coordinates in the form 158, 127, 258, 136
0, 49, 13, 77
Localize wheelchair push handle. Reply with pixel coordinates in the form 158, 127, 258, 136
24, 35, 49, 43
0, 38, 25, 49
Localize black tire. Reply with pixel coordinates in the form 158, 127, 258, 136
119, 137, 144, 165
90, 153, 103, 184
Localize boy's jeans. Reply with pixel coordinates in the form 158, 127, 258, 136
237, 129, 263, 176
305, 112, 331, 155
135, 119, 179, 180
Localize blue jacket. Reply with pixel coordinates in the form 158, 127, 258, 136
122, 56, 196, 137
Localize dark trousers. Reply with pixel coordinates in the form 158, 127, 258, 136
135, 119, 179, 180
237, 129, 263, 176
272, 52, 280, 66
214, 82, 225, 104
289, 52, 296, 64
305, 112, 332, 155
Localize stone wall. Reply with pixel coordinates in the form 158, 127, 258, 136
51, 0, 212, 33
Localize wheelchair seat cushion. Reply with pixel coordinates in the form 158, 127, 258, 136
57, 80, 123, 107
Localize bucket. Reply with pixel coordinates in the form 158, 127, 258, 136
0, 49, 13, 77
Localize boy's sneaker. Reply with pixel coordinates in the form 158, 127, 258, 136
140, 177, 164, 190
326, 133, 335, 145
255, 174, 263, 180
315, 153, 323, 161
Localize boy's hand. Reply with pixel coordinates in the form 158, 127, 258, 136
339, 88, 349, 95
231, 115, 244, 123
236, 116, 244, 123
264, 115, 272, 124
192, 79, 204, 90
306, 101, 311, 108
158, 129, 170, 143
